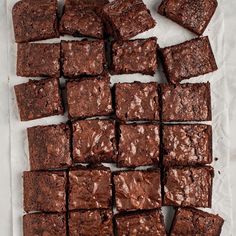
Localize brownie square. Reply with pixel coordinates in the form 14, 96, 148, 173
12, 0, 59, 43
72, 119, 117, 163
163, 166, 214, 207
158, 0, 218, 35
66, 74, 113, 119
113, 170, 162, 211
111, 38, 158, 75
102, 0, 156, 40
115, 82, 159, 121
69, 210, 113, 236
17, 43, 60, 78
160, 37, 217, 84
27, 124, 71, 170
23, 171, 67, 212
115, 210, 166, 236
118, 124, 160, 167
68, 166, 112, 210
162, 124, 212, 167
170, 208, 224, 236
161, 82, 211, 122
14, 78, 64, 121
61, 40, 106, 77
23, 213, 67, 236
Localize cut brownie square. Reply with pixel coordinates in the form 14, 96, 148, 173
161, 82, 211, 122
68, 166, 112, 210
66, 74, 113, 119
61, 40, 106, 77
111, 38, 158, 75
23, 171, 67, 212
170, 208, 224, 236
12, 0, 59, 43
23, 213, 67, 236
17, 43, 60, 78
158, 0, 218, 35
69, 210, 113, 236
115, 210, 166, 236
72, 119, 117, 163
162, 124, 212, 167
14, 78, 64, 121
160, 37, 217, 84
115, 82, 159, 121
118, 124, 160, 167
27, 124, 71, 170
102, 0, 156, 40
163, 166, 214, 207
113, 170, 162, 211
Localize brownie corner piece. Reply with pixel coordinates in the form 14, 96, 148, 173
12, 0, 59, 43
158, 0, 218, 35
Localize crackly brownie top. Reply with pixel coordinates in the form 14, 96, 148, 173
65, 0, 108, 11
170, 208, 224, 236
164, 167, 213, 207
69, 210, 113, 236
113, 170, 161, 211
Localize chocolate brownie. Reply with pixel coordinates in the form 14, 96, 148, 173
162, 124, 212, 167
118, 124, 160, 167
68, 166, 112, 210
102, 0, 156, 40
160, 37, 217, 84
23, 171, 67, 212
115, 210, 166, 236
111, 38, 158, 75
23, 213, 67, 236
161, 82, 211, 122
27, 124, 71, 170
12, 0, 59, 43
113, 170, 162, 211
66, 74, 113, 119
115, 82, 159, 121
163, 166, 214, 207
69, 210, 113, 236
17, 43, 60, 78
158, 0, 218, 35
61, 40, 106, 77
170, 207, 224, 236
72, 119, 117, 163
14, 78, 64, 121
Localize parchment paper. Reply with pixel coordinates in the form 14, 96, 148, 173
6, 0, 232, 235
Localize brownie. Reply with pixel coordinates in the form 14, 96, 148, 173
23, 213, 67, 236
160, 37, 217, 84
68, 166, 112, 210
69, 210, 113, 236
12, 0, 59, 43
23, 171, 67, 212
14, 78, 64, 121
115, 210, 166, 236
61, 40, 106, 77
113, 170, 162, 211
170, 207, 224, 236
161, 82, 211, 122
115, 82, 159, 121
158, 0, 218, 35
72, 119, 117, 163
66, 74, 113, 119
162, 124, 212, 167
118, 124, 160, 167
17, 43, 60, 78
163, 166, 214, 207
27, 124, 71, 170
111, 38, 158, 75
102, 0, 156, 40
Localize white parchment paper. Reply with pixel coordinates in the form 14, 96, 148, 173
6, 0, 232, 235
